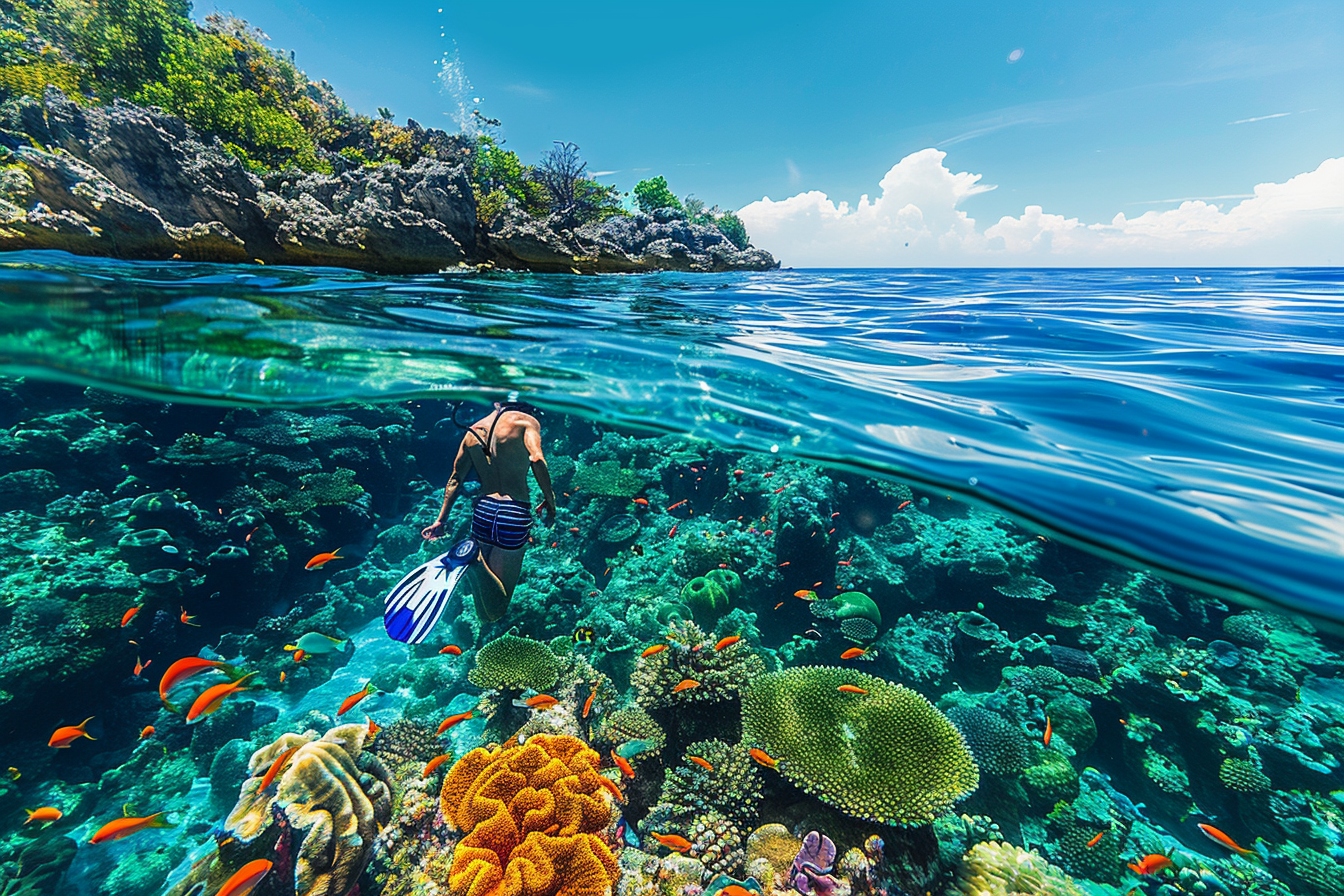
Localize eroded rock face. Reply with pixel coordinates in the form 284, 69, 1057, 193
0, 88, 779, 274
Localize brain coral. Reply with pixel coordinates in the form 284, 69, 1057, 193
440, 734, 619, 896
469, 634, 561, 692
954, 840, 1085, 896
742, 667, 978, 825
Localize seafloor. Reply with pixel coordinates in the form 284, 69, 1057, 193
0, 378, 1340, 896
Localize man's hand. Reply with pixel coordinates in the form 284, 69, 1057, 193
536, 497, 557, 524
421, 521, 446, 541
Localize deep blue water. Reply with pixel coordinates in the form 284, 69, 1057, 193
1, 251, 1341, 623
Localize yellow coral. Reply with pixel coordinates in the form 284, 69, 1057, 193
745, 823, 800, 886
954, 840, 1084, 896
442, 734, 619, 896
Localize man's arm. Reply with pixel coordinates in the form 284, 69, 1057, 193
524, 422, 557, 523
422, 437, 473, 540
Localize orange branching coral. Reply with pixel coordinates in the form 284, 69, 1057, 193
441, 734, 619, 896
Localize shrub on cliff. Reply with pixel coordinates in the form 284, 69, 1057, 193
633, 175, 682, 214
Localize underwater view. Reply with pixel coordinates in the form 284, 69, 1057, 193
0, 256, 1341, 896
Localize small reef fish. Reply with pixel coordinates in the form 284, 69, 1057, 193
120, 606, 141, 627
732, 469, 745, 478
7, 768, 19, 780
285, 632, 347, 655
773, 486, 787, 494
714, 635, 742, 651
186, 672, 255, 723
139, 726, 154, 740
840, 647, 867, 660
689, 756, 714, 772
48, 717, 96, 748
671, 679, 700, 693
719, 887, 755, 896
422, 754, 452, 777
1197, 823, 1255, 856
1086, 830, 1105, 848
215, 859, 273, 896
260, 746, 300, 790
292, 650, 307, 663
611, 751, 635, 778
773, 602, 784, 610
159, 657, 231, 706
89, 811, 174, 844
1043, 716, 1053, 747
667, 524, 678, 537
794, 589, 816, 600
597, 775, 625, 803
437, 711, 473, 734
573, 627, 596, 644
652, 832, 693, 853
24, 807, 62, 826
522, 694, 559, 710
632, 498, 649, 506
640, 644, 667, 658
897, 500, 912, 510
305, 549, 343, 570
179, 607, 200, 627
748, 748, 779, 769
337, 682, 376, 716
667, 500, 688, 511
838, 685, 868, 695
583, 682, 599, 719
278, 671, 286, 684
132, 656, 151, 677
1127, 854, 1174, 876
439, 644, 463, 656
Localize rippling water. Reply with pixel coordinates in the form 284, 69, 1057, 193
1, 251, 1341, 621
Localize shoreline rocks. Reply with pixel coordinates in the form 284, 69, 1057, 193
0, 89, 778, 275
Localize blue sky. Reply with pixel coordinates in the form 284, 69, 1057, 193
201, 1, 1343, 264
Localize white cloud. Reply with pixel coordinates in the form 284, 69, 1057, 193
738, 151, 1344, 266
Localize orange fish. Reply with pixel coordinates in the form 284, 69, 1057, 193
367, 716, 382, 738
597, 775, 625, 803
1127, 854, 1174, 876
732, 469, 744, 477
292, 649, 306, 663
260, 745, 299, 791
671, 679, 700, 693
23, 807, 62, 826
1197, 823, 1255, 856
652, 832, 693, 853
215, 859, 273, 896
120, 606, 140, 627
439, 644, 463, 656
89, 811, 174, 844
689, 755, 714, 772
525, 694, 558, 710
279, 671, 287, 684
132, 656, 151, 678
778, 561, 791, 567
1086, 830, 1105, 848
715, 635, 742, 651
305, 549, 343, 570
794, 589, 816, 600
337, 682, 376, 716
748, 748, 779, 769
1044, 716, 1053, 747
667, 500, 688, 511
582, 682, 599, 719
139, 725, 154, 740
48, 717, 95, 748
719, 887, 754, 896
179, 607, 200, 627
897, 500, 912, 510
186, 672, 255, 723
422, 754, 452, 777
158, 657, 229, 706
611, 750, 635, 778
773, 602, 784, 610
668, 524, 678, 537
841, 647, 867, 660
633, 498, 649, 506
437, 711, 473, 734
640, 644, 667, 658
838, 684, 868, 695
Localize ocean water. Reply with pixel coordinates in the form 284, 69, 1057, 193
0, 251, 1341, 896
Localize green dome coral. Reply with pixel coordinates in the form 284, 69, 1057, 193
593, 705, 666, 759
467, 633, 560, 692
703, 568, 742, 602
741, 667, 979, 825
682, 576, 730, 622
810, 591, 881, 642
1023, 750, 1079, 805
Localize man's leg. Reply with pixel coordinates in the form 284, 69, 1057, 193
464, 545, 524, 622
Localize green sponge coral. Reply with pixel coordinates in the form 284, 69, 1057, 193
682, 576, 730, 622
467, 633, 560, 692
742, 666, 978, 825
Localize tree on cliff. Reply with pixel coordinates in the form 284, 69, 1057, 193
534, 141, 620, 229
633, 175, 682, 214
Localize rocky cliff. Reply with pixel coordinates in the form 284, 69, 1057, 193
0, 89, 778, 275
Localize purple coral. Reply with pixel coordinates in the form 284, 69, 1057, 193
791, 831, 838, 896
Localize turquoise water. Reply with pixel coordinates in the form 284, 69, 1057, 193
0, 251, 1341, 896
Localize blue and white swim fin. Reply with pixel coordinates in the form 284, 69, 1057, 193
383, 538, 477, 643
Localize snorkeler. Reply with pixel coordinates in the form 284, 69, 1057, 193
383, 399, 557, 642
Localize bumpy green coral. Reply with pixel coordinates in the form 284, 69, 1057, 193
593, 705, 666, 759
945, 705, 1029, 776
631, 620, 765, 709
742, 666, 978, 825
1045, 801, 1125, 886
571, 459, 645, 496
1023, 750, 1079, 805
467, 633, 560, 692
1286, 843, 1344, 896
659, 739, 763, 825
1045, 696, 1097, 753
681, 576, 730, 622
954, 841, 1085, 896
1142, 746, 1189, 795
684, 812, 745, 879
1219, 756, 1271, 792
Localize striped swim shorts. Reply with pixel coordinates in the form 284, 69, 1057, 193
471, 496, 532, 550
